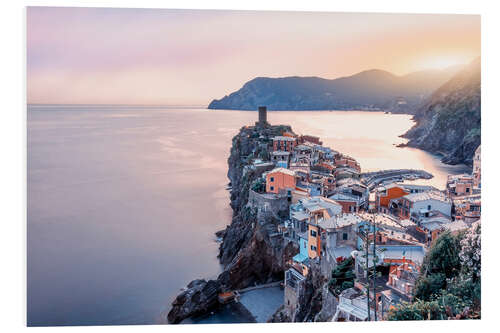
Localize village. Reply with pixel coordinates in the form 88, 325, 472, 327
222, 106, 482, 322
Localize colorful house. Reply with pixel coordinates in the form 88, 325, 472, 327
292, 236, 310, 276
446, 174, 474, 197
335, 155, 361, 173
375, 184, 409, 214
395, 191, 451, 220
270, 151, 290, 168
329, 192, 366, 213
453, 197, 481, 223
386, 260, 419, 300
272, 136, 297, 152
265, 168, 296, 194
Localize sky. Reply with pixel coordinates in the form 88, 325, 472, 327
27, 7, 480, 105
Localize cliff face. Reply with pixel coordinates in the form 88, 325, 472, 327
219, 124, 299, 287
167, 124, 298, 323
268, 261, 331, 323
208, 67, 459, 112
403, 58, 481, 166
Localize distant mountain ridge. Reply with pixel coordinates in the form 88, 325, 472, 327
403, 58, 481, 166
208, 66, 462, 112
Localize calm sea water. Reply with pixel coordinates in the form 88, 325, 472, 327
27, 106, 469, 326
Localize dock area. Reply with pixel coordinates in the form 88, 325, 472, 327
217, 281, 284, 323
361, 169, 433, 190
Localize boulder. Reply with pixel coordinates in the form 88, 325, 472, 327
167, 279, 221, 324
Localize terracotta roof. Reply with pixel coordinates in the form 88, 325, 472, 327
268, 167, 296, 177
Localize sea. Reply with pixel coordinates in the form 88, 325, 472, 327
27, 105, 470, 326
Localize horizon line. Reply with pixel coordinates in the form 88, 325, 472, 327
27, 103, 208, 108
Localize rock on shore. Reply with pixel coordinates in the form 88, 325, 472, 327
167, 279, 221, 324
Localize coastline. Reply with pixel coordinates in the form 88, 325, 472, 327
165, 118, 438, 323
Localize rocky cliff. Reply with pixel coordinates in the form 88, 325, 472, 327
208, 67, 460, 112
268, 261, 334, 323
402, 58, 481, 166
166, 123, 298, 324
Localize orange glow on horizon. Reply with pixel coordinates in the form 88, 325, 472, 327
27, 8, 480, 105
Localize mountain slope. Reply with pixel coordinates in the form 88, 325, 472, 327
403, 58, 481, 166
208, 67, 460, 112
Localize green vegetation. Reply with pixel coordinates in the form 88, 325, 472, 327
388, 224, 481, 320
251, 178, 266, 193
328, 257, 355, 296
258, 147, 269, 160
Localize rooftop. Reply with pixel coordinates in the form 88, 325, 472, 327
268, 167, 296, 177
318, 213, 363, 230
443, 220, 469, 232
271, 151, 291, 156
358, 213, 403, 230
272, 136, 296, 141
291, 210, 310, 221
295, 144, 313, 151
329, 192, 364, 203
380, 245, 426, 265
328, 245, 356, 259
403, 191, 450, 203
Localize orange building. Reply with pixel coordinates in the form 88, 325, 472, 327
307, 224, 321, 259
376, 185, 409, 213
266, 168, 297, 194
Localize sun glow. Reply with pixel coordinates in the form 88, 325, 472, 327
417, 55, 472, 71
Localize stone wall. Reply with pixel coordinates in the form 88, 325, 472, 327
248, 189, 290, 221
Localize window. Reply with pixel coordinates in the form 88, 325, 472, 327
342, 233, 348, 240
427, 205, 431, 210
311, 245, 317, 251
466, 187, 470, 193
310, 230, 317, 237
270, 177, 274, 182
270, 186, 274, 191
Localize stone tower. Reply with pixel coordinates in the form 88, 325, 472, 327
257, 106, 268, 126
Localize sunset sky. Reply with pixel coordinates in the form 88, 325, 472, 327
27, 7, 480, 105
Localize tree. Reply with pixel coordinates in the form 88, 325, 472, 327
414, 273, 446, 301
392, 224, 481, 320
421, 231, 462, 279
251, 178, 266, 193
328, 257, 355, 296
459, 222, 481, 283
388, 299, 443, 321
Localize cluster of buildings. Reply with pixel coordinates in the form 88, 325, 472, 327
249, 108, 481, 321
